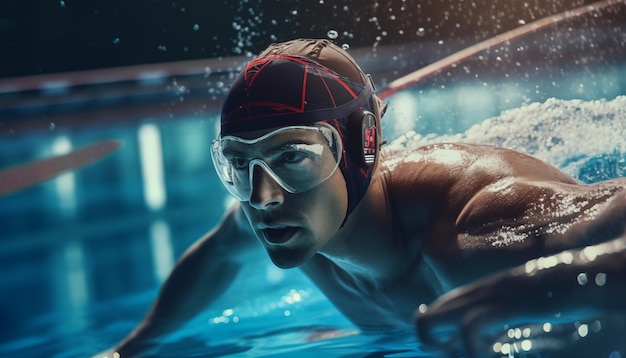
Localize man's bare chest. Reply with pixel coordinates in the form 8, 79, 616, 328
300, 255, 439, 329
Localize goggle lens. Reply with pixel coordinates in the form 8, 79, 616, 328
211, 124, 343, 201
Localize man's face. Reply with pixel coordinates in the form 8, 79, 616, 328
230, 127, 348, 268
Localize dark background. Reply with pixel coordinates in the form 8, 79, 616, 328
0, 0, 617, 78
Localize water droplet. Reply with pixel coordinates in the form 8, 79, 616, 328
327, 29, 338, 39
543, 322, 552, 332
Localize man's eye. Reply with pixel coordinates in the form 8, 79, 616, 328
230, 157, 249, 169
277, 144, 322, 164
281, 151, 306, 163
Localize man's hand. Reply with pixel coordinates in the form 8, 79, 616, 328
415, 237, 626, 357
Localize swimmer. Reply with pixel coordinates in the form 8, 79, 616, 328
95, 38, 626, 357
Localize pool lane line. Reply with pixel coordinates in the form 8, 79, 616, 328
377, 0, 626, 99
0, 140, 123, 196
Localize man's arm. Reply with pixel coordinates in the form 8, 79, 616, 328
417, 168, 626, 357
96, 203, 258, 357
416, 235, 626, 357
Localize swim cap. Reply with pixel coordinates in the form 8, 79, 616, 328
220, 38, 386, 223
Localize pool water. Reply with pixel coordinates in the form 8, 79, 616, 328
3, 96, 624, 358
1, 15, 625, 358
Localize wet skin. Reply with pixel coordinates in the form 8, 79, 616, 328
101, 142, 626, 358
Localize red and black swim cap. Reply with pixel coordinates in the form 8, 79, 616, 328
220, 38, 386, 223
221, 55, 372, 135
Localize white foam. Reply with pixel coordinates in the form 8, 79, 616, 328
384, 96, 626, 180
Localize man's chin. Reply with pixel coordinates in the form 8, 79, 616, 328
266, 247, 313, 269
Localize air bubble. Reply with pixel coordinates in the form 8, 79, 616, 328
327, 30, 338, 39
193, 24, 200, 31
341, 43, 350, 50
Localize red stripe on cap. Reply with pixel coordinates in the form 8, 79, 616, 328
301, 63, 308, 112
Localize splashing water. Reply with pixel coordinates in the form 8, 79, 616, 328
385, 96, 626, 182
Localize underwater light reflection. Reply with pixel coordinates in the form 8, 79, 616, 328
52, 136, 77, 217
138, 123, 167, 211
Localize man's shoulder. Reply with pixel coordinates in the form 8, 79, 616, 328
382, 142, 520, 169
376, 143, 538, 230
380, 142, 511, 192
379, 141, 571, 189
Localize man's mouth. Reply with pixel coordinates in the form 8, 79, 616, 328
262, 227, 299, 245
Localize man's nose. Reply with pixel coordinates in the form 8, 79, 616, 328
248, 164, 284, 210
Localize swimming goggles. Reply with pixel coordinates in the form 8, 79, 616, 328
211, 123, 343, 202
